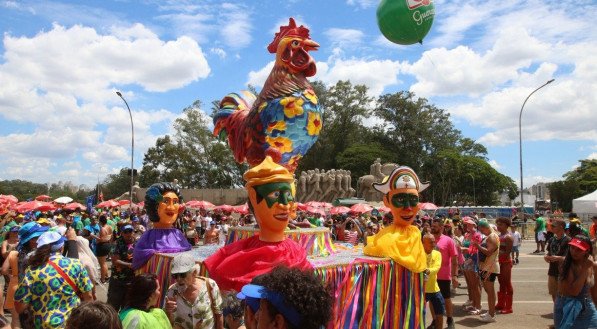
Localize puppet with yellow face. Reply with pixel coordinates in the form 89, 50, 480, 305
363, 166, 428, 273
132, 182, 192, 269
204, 156, 311, 292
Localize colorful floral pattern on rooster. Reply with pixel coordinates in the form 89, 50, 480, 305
258, 89, 322, 168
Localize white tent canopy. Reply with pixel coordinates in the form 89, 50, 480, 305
573, 189, 597, 218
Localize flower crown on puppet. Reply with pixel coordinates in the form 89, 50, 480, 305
144, 182, 184, 222
373, 166, 429, 195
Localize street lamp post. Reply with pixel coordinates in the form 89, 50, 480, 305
519, 79, 554, 220
116, 91, 134, 217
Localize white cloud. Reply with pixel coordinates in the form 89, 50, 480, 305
317, 58, 402, 96
488, 160, 501, 170
218, 3, 252, 49
0, 23, 207, 184
345, 0, 377, 9
210, 47, 227, 59
398, 1, 597, 147
324, 28, 365, 48
246, 57, 402, 98
588, 153, 597, 160
155, 12, 214, 45
246, 61, 275, 90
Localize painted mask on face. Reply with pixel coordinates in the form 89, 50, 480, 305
249, 181, 295, 242
384, 189, 421, 227
155, 191, 180, 228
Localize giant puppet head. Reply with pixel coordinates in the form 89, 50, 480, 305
244, 156, 296, 242
373, 166, 429, 227
145, 182, 184, 229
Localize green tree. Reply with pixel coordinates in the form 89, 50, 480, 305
372, 91, 462, 169
102, 168, 133, 200
336, 142, 396, 185
549, 159, 597, 212
0, 180, 49, 201
140, 100, 245, 188
299, 80, 374, 171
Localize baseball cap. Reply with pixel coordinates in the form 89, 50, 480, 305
569, 237, 590, 252
122, 225, 134, 232
171, 252, 196, 274
477, 219, 490, 228
237, 284, 301, 327
210, 221, 216, 225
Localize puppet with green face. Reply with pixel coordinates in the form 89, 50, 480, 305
363, 166, 429, 273
204, 156, 310, 292
245, 156, 298, 242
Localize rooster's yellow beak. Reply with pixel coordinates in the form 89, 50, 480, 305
302, 39, 319, 51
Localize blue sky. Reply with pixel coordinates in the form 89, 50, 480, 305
0, 0, 595, 189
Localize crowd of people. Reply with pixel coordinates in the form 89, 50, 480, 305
0, 203, 596, 328
0, 205, 334, 329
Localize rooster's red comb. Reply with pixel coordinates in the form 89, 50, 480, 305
267, 17, 311, 53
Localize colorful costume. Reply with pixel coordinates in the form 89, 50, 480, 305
204, 235, 312, 292
363, 166, 428, 273
204, 156, 311, 292
132, 228, 191, 270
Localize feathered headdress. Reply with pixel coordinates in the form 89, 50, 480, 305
267, 17, 311, 53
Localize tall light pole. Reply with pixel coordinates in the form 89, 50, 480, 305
519, 79, 554, 220
116, 91, 134, 217
469, 173, 476, 206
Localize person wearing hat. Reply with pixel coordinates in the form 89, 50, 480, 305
460, 217, 482, 316
553, 234, 597, 328
165, 252, 224, 329
107, 224, 137, 312
237, 266, 332, 329
471, 219, 500, 323
14, 231, 93, 328
204, 156, 312, 292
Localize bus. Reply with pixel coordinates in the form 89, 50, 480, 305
432, 206, 534, 220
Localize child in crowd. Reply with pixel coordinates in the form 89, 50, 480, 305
511, 225, 522, 264
423, 233, 446, 329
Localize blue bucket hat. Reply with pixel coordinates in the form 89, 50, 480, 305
36, 231, 65, 252
237, 284, 301, 327
18, 222, 49, 249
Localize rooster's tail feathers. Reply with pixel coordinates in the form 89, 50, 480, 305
213, 91, 256, 138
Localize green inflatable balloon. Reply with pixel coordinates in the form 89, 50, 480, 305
377, 0, 435, 45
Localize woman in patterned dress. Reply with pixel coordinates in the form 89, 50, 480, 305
14, 231, 93, 328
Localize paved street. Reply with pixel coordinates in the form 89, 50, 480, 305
425, 239, 554, 329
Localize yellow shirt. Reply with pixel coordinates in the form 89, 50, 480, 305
425, 250, 442, 293
363, 224, 426, 273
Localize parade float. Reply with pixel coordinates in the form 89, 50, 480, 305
133, 17, 430, 328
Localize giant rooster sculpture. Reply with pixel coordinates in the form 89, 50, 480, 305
213, 18, 321, 173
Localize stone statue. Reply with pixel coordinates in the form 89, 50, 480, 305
358, 161, 399, 201
303, 169, 323, 202
319, 169, 336, 202
297, 171, 308, 202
